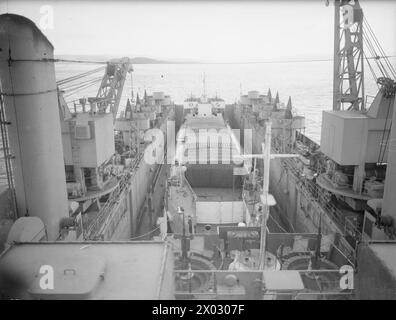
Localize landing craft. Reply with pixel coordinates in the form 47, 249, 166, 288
0, 0, 396, 299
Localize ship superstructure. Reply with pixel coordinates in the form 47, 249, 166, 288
0, 12, 356, 300
0, 0, 396, 300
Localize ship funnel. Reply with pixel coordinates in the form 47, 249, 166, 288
0, 14, 69, 240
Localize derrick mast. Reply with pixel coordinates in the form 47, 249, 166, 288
333, 0, 364, 111
95, 58, 132, 122
322, 0, 396, 243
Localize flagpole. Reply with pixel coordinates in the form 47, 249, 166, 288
235, 120, 298, 270
259, 121, 272, 269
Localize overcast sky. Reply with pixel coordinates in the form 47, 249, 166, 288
1, 0, 396, 62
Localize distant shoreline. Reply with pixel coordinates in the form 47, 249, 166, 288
54, 55, 396, 65
54, 55, 198, 64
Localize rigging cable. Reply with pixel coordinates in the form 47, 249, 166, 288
364, 52, 379, 87
129, 226, 161, 240
364, 17, 396, 78
61, 75, 102, 93
364, 31, 389, 79
57, 66, 105, 85
3, 58, 108, 64
363, 17, 396, 80
62, 77, 103, 98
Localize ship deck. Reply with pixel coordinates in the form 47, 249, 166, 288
194, 187, 242, 201
183, 115, 226, 130
0, 241, 174, 299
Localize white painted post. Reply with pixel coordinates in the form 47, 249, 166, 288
259, 121, 272, 270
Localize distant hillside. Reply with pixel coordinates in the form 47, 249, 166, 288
54, 54, 196, 64
130, 57, 169, 64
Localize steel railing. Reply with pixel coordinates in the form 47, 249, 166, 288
173, 269, 353, 299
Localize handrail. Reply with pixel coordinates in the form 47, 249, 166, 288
173, 269, 352, 298
182, 176, 197, 201
277, 155, 358, 264
269, 128, 358, 263
84, 153, 143, 239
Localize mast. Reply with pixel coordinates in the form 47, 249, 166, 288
258, 122, 272, 269
238, 121, 299, 269
333, 0, 341, 110
332, 0, 364, 111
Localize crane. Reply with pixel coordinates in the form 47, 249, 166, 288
57, 57, 133, 122
94, 57, 133, 122
331, 0, 365, 111
330, 0, 396, 111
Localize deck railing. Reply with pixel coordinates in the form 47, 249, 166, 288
84, 152, 143, 240
173, 269, 353, 299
